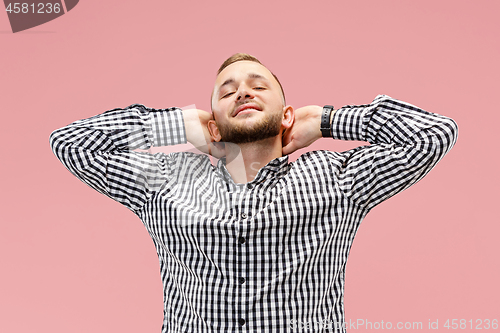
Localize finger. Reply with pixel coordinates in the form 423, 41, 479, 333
282, 140, 297, 156
209, 141, 226, 159
282, 129, 292, 147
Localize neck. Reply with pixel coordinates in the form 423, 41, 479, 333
224, 135, 283, 184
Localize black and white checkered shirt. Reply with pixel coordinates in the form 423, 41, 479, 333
49, 95, 457, 332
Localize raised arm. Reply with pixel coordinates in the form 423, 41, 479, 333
283, 95, 458, 211
49, 104, 214, 214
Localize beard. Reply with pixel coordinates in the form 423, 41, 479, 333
217, 111, 282, 144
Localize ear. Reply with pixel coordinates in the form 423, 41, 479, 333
207, 119, 222, 142
281, 105, 294, 130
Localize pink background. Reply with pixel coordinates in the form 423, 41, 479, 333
1, 0, 499, 332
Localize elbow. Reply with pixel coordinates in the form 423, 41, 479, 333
430, 117, 458, 158
49, 129, 60, 153
444, 117, 459, 151
49, 127, 66, 159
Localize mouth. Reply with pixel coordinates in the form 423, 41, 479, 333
233, 103, 262, 117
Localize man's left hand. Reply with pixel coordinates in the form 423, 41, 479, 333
282, 105, 323, 155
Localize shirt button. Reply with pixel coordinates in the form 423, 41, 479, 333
246, 183, 253, 190
238, 236, 246, 244
241, 213, 247, 219
238, 318, 246, 326
238, 277, 246, 284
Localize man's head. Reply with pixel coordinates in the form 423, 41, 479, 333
208, 53, 293, 144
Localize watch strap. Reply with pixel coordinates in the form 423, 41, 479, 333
320, 105, 334, 137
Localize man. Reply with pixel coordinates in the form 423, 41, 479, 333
49, 53, 458, 332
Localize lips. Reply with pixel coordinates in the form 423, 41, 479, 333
233, 103, 262, 117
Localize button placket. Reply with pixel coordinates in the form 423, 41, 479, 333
234, 183, 256, 328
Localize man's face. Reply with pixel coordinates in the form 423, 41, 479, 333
209, 61, 288, 144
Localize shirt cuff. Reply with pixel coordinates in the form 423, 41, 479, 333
150, 107, 188, 147
330, 104, 366, 142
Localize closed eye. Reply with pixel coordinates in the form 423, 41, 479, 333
222, 92, 234, 98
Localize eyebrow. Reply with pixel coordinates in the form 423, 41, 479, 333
220, 78, 235, 90
248, 73, 269, 81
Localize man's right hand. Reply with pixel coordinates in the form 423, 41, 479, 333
182, 109, 225, 158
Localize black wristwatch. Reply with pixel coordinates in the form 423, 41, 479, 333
320, 105, 334, 137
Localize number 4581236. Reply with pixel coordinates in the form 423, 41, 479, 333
6, 3, 61, 14
444, 319, 498, 330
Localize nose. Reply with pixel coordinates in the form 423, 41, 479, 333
236, 84, 254, 101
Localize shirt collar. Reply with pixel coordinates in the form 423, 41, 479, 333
217, 155, 290, 186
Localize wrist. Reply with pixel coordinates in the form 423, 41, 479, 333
182, 109, 197, 127
330, 107, 336, 123
182, 109, 201, 144
182, 108, 214, 149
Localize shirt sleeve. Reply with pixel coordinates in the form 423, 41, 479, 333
329, 94, 458, 212
49, 104, 187, 214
